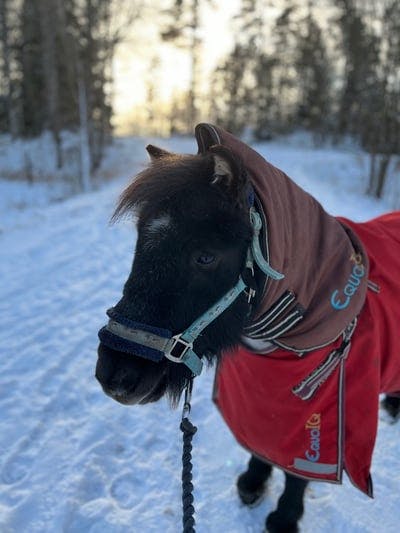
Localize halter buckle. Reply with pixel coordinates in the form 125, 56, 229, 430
165, 335, 194, 363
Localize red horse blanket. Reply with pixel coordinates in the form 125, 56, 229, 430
214, 212, 400, 496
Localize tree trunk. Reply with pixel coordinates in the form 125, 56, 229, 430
39, 0, 63, 169
376, 154, 391, 199
367, 151, 377, 195
77, 66, 91, 192
0, 0, 18, 136
188, 0, 200, 131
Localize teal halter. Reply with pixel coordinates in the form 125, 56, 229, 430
163, 276, 247, 375
249, 207, 284, 280
98, 206, 284, 376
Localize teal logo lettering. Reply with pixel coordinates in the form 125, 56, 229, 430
331, 263, 365, 310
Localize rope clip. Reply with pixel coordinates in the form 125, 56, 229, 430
182, 379, 193, 420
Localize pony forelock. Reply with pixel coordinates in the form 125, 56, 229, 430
112, 153, 214, 222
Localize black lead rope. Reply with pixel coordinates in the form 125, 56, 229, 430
180, 379, 197, 533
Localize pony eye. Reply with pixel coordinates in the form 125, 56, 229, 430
196, 253, 215, 265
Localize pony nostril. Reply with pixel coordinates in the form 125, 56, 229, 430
102, 383, 128, 399
110, 387, 127, 398
96, 346, 136, 392
95, 365, 130, 397
104, 370, 130, 393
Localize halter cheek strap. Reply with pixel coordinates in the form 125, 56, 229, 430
163, 276, 247, 375
249, 207, 284, 280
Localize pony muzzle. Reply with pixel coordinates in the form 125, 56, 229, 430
98, 308, 204, 376
98, 274, 250, 378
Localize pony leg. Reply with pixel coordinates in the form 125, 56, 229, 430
381, 394, 400, 420
266, 473, 307, 533
237, 455, 272, 506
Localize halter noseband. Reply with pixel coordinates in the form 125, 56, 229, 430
98, 206, 284, 376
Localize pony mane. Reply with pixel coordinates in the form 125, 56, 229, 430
112, 153, 214, 221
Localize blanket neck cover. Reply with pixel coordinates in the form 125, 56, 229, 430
195, 123, 369, 353
195, 124, 400, 495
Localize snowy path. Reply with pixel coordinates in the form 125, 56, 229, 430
1, 137, 400, 532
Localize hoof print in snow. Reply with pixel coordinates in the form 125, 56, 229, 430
2, 456, 30, 485
110, 474, 138, 509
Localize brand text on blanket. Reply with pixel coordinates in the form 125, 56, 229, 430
330, 255, 365, 310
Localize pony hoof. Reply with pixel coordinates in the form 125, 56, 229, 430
238, 484, 266, 507
237, 473, 266, 507
264, 526, 298, 533
265, 511, 299, 533
381, 395, 400, 421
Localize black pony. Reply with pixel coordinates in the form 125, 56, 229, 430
97, 144, 253, 406
96, 132, 400, 533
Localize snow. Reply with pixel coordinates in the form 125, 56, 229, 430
1, 134, 399, 533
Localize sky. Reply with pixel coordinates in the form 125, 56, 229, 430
110, 0, 335, 134
112, 0, 241, 133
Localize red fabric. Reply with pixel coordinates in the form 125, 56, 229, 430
214, 213, 400, 495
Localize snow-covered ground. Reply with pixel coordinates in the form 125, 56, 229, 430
1, 135, 399, 533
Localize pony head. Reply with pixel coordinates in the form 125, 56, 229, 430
96, 143, 256, 405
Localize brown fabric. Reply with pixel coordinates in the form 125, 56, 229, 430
195, 123, 369, 352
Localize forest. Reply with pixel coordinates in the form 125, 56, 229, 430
2, 3, 400, 531
0, 0, 399, 197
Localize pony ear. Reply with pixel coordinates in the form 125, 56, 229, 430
209, 145, 247, 206
146, 144, 173, 160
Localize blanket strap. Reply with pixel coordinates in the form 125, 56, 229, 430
292, 318, 357, 401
